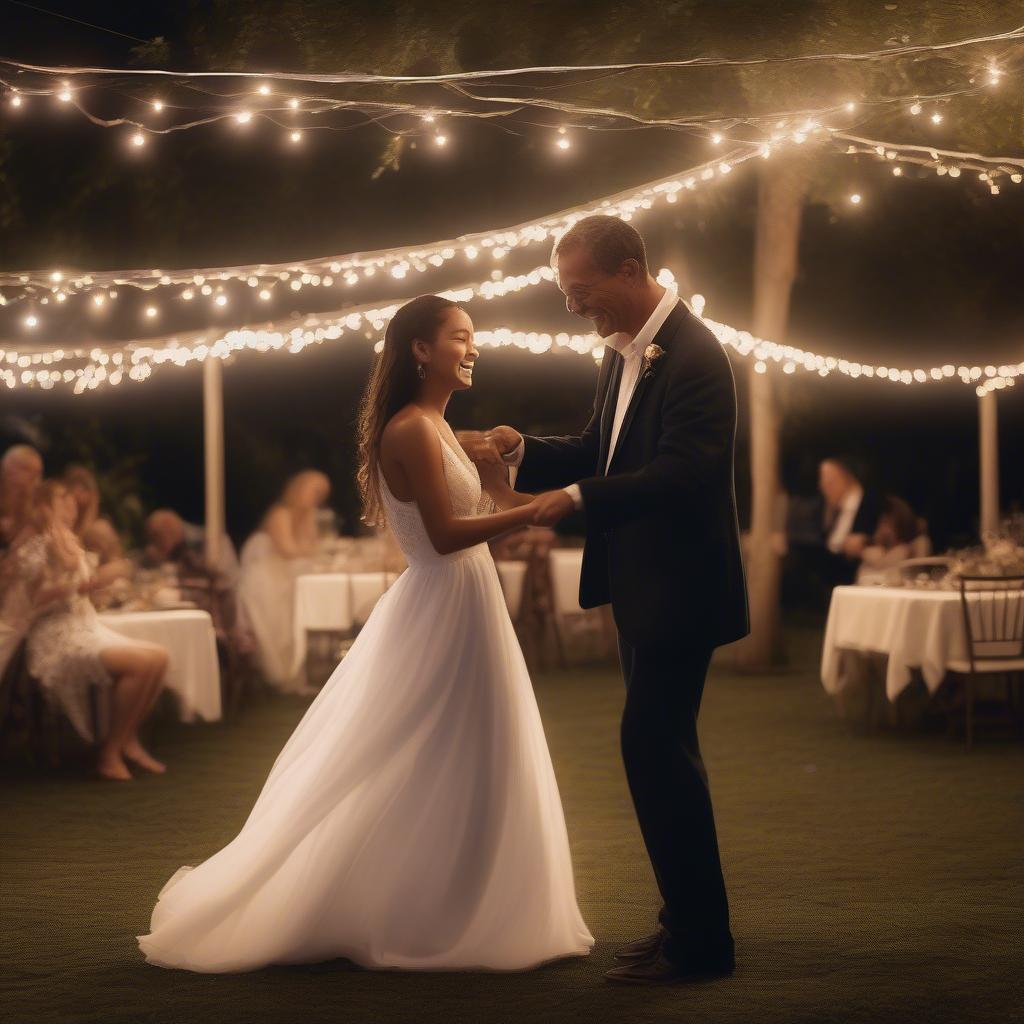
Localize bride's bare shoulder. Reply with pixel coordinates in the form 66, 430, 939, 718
380, 406, 437, 461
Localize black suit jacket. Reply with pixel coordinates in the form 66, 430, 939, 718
517, 300, 750, 651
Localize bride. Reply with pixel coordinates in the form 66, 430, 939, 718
136, 294, 594, 973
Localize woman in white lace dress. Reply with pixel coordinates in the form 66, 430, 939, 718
137, 294, 594, 973
11, 480, 171, 781
238, 470, 330, 693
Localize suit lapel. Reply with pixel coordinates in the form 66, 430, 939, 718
597, 352, 623, 473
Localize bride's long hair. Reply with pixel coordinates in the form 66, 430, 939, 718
357, 294, 462, 527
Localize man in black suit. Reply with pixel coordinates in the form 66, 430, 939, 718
462, 215, 749, 984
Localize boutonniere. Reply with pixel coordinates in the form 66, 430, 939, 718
642, 343, 666, 375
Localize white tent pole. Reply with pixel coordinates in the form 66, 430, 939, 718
203, 358, 225, 567
978, 388, 1000, 538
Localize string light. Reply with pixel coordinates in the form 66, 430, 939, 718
4, 266, 1021, 394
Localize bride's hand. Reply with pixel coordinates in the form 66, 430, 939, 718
476, 458, 511, 495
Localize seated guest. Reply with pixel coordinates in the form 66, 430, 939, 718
143, 509, 240, 587
856, 497, 932, 583
238, 471, 330, 693
61, 464, 128, 566
8, 480, 170, 781
142, 509, 241, 633
818, 457, 883, 586
1, 444, 44, 550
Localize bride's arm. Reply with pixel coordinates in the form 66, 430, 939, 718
476, 459, 533, 511
388, 417, 535, 554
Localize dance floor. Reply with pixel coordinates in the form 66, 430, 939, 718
3, 624, 1021, 1024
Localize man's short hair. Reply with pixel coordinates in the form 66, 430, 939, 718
551, 215, 649, 276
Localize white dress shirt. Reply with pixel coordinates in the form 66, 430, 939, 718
504, 284, 679, 510
826, 485, 864, 553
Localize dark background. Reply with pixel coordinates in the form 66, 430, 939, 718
2, 1, 1022, 549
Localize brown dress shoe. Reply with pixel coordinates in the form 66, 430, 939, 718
613, 929, 665, 961
605, 946, 735, 985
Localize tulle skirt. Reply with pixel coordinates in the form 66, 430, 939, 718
137, 544, 593, 972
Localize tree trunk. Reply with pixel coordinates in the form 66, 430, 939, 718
734, 155, 812, 670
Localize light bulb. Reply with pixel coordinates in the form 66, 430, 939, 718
556, 136, 570, 150
152, 100, 164, 112
92, 294, 105, 307
289, 130, 302, 143
892, 166, 902, 176
24, 315, 38, 328
214, 294, 228, 307
288, 97, 299, 109
58, 89, 72, 103
145, 306, 158, 318
930, 112, 943, 125
258, 84, 271, 95
910, 102, 922, 115
711, 132, 723, 145
235, 111, 252, 124
849, 193, 862, 204
434, 133, 448, 147
10, 94, 22, 108
131, 131, 145, 147
50, 271, 62, 282
258, 289, 271, 300
844, 101, 856, 112
948, 166, 961, 178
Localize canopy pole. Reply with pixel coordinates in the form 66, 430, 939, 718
203, 358, 225, 567
978, 388, 1000, 539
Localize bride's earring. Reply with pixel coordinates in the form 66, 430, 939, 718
416, 363, 427, 381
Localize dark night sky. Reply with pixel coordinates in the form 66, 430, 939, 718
2, 2, 1022, 548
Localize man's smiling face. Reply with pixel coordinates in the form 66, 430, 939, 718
555, 245, 638, 338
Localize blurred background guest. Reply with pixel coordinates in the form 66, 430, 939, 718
142, 508, 241, 637
61, 464, 127, 566
142, 508, 240, 589
820, 457, 883, 570
1, 444, 44, 550
238, 470, 330, 693
6, 480, 170, 781
856, 496, 932, 584
783, 456, 883, 606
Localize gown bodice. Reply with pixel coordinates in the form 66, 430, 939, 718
378, 429, 488, 567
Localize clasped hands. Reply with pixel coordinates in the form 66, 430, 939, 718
456, 426, 576, 527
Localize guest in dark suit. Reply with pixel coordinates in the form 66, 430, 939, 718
462, 215, 749, 984
818, 458, 883, 586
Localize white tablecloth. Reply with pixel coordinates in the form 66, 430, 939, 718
495, 560, 527, 620
293, 562, 531, 672
821, 586, 972, 701
292, 572, 400, 674
548, 549, 585, 614
98, 609, 221, 722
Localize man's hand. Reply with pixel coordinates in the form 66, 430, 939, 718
456, 425, 524, 467
531, 489, 575, 527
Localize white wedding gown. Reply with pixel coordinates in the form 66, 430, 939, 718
136, 428, 594, 973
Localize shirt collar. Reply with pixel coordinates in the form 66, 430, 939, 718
602, 283, 679, 359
